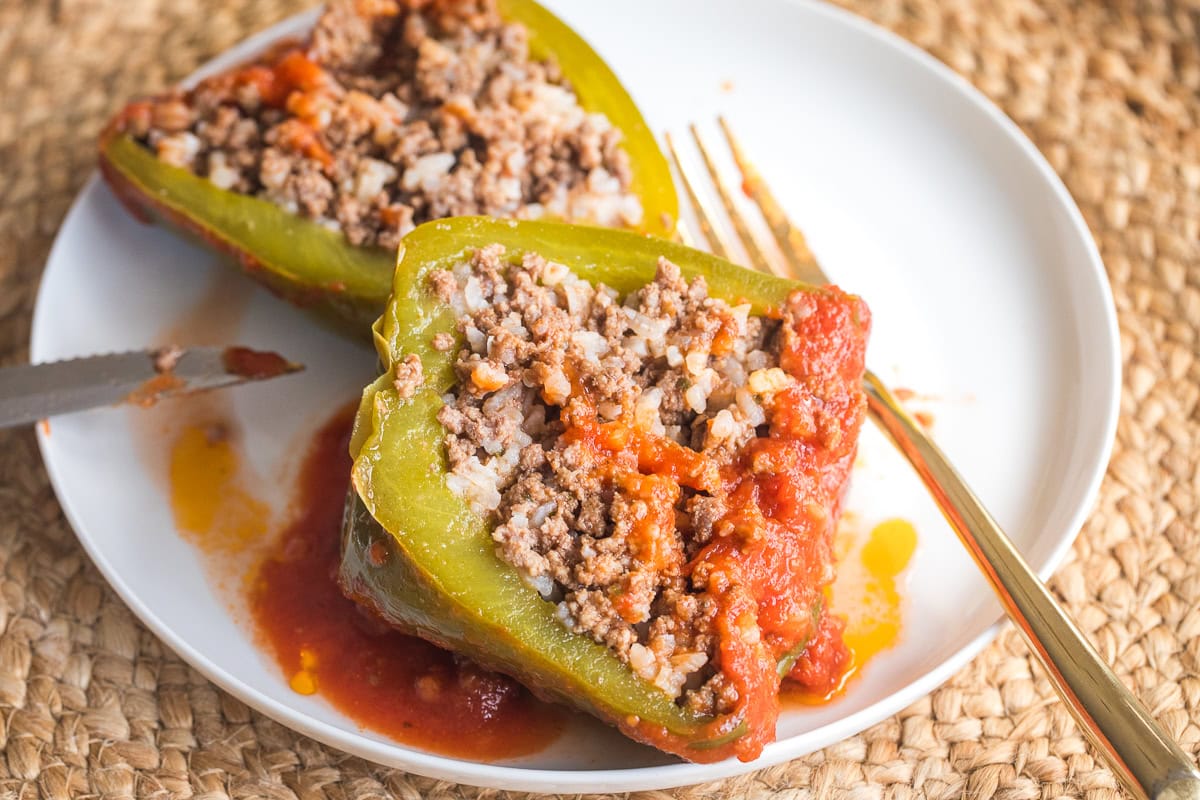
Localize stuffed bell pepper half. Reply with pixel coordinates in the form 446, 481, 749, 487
340, 218, 871, 762
98, 0, 677, 333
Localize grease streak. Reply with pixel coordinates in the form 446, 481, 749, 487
168, 421, 271, 554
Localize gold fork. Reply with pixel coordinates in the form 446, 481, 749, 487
665, 118, 1200, 800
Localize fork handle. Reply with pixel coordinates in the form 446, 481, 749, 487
862, 371, 1200, 800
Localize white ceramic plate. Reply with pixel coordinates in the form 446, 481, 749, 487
32, 0, 1119, 792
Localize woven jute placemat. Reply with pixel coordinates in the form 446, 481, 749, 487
1, 0, 1196, 797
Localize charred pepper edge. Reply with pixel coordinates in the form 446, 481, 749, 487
347, 218, 865, 761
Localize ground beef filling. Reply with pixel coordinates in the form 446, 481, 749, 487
118, 0, 642, 251
432, 245, 817, 717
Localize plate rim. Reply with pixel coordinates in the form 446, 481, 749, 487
30, 0, 1120, 792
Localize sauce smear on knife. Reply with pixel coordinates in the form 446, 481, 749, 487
221, 346, 296, 380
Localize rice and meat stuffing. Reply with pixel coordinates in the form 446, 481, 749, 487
430, 244, 867, 717
119, 0, 642, 251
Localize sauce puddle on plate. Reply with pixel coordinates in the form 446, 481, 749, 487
170, 420, 272, 554
245, 404, 567, 760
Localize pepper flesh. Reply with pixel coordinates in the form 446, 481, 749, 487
340, 217, 870, 762
97, 0, 678, 336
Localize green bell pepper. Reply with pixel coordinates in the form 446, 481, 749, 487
339, 217, 841, 763
98, 0, 678, 335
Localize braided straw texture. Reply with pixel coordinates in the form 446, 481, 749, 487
0, 0, 1197, 797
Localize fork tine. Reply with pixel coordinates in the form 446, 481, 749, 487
674, 217, 698, 249
664, 132, 732, 261
688, 123, 785, 278
717, 116, 825, 284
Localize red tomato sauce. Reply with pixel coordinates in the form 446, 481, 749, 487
559, 287, 871, 761
232, 47, 336, 166
697, 292, 865, 757
249, 404, 566, 760
221, 346, 296, 380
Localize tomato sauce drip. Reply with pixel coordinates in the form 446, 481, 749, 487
221, 346, 296, 380
250, 405, 566, 760
785, 518, 917, 704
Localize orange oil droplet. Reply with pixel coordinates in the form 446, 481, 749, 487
842, 518, 916, 670
290, 670, 318, 695
168, 423, 271, 553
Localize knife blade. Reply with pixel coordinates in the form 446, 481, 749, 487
0, 346, 304, 429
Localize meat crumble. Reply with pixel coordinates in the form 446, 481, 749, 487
116, 0, 642, 252
429, 245, 845, 717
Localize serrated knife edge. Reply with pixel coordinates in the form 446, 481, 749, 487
0, 346, 303, 429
